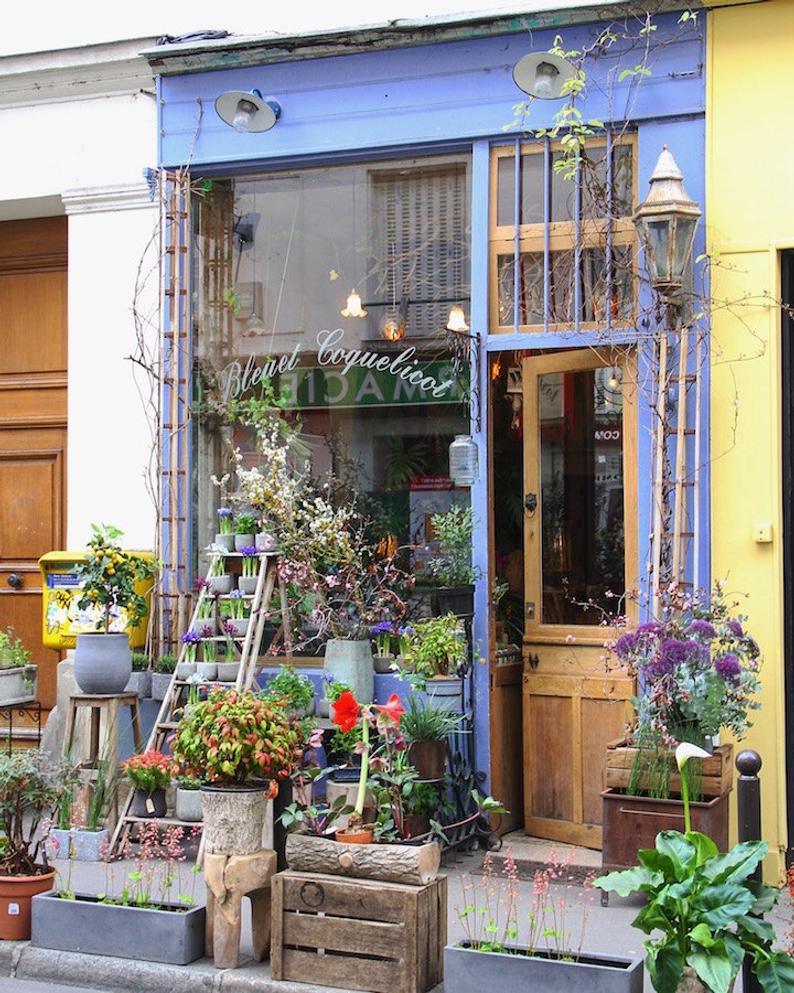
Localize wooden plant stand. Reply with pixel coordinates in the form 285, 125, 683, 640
204, 849, 277, 969
271, 870, 447, 993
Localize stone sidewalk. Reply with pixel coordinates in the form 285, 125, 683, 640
2, 847, 788, 993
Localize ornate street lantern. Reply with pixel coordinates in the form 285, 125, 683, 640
633, 146, 702, 290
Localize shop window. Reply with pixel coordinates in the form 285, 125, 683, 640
192, 154, 472, 623
490, 138, 637, 332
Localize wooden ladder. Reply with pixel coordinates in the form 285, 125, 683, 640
649, 324, 704, 610
109, 550, 292, 855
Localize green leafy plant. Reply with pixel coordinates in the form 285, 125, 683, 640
265, 665, 314, 713
131, 652, 149, 673
153, 653, 177, 674
171, 689, 300, 787
234, 513, 257, 535
75, 524, 156, 634
596, 745, 794, 993
279, 792, 354, 837
400, 696, 462, 742
121, 750, 172, 794
0, 752, 78, 874
0, 629, 31, 670
428, 507, 481, 587
402, 614, 467, 680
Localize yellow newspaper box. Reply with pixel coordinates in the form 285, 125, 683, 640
39, 550, 155, 651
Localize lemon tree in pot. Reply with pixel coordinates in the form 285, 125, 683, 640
73, 523, 156, 695
0, 751, 77, 939
172, 689, 300, 855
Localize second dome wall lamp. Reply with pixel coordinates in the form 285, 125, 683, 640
512, 52, 576, 100
215, 89, 282, 133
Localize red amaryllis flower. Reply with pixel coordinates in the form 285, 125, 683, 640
375, 693, 405, 728
331, 690, 360, 733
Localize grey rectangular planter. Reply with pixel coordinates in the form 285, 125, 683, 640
0, 664, 37, 705
124, 670, 152, 698
444, 943, 643, 993
32, 891, 205, 965
50, 827, 109, 862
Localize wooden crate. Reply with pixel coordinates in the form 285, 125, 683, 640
604, 740, 733, 798
271, 870, 447, 993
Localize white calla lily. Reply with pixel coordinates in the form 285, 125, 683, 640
675, 742, 711, 770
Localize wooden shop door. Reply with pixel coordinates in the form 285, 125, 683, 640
522, 349, 636, 849
0, 217, 68, 710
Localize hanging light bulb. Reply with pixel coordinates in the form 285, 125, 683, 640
381, 315, 405, 341
608, 371, 620, 390
533, 61, 560, 99
341, 290, 367, 318
446, 305, 469, 333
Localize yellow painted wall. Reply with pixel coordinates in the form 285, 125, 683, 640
708, 0, 794, 881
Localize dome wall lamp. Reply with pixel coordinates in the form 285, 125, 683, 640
215, 89, 282, 133
513, 51, 577, 100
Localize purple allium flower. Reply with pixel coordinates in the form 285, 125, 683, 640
217, 507, 233, 518
181, 631, 201, 645
714, 653, 741, 684
239, 545, 258, 557
614, 632, 638, 659
635, 622, 663, 636
688, 620, 717, 640
726, 620, 744, 638
644, 638, 704, 679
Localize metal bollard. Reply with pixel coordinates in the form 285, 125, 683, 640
736, 749, 763, 993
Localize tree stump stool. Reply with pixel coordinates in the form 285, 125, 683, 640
204, 849, 277, 969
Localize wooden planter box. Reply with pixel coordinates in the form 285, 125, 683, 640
605, 740, 733, 798
271, 870, 446, 993
601, 788, 731, 873
445, 943, 643, 993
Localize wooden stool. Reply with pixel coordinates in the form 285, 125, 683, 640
62, 693, 144, 830
204, 849, 277, 969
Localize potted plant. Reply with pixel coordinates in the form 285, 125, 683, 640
124, 651, 151, 698
371, 751, 441, 841
596, 745, 794, 993
73, 523, 156, 695
121, 750, 172, 818
216, 623, 239, 681
208, 549, 232, 594
191, 577, 217, 634
32, 821, 205, 964
445, 847, 642, 993
603, 586, 762, 870
238, 546, 259, 593
171, 689, 300, 855
225, 589, 250, 639
428, 506, 481, 617
0, 751, 77, 939
151, 653, 177, 701
371, 620, 398, 673
401, 696, 460, 781
0, 628, 37, 705
234, 513, 257, 552
177, 631, 200, 678
215, 506, 235, 551
402, 613, 467, 712
174, 776, 203, 822
51, 754, 117, 862
264, 664, 316, 718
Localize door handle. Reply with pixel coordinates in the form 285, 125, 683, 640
524, 492, 537, 515
7, 573, 23, 589
527, 652, 539, 670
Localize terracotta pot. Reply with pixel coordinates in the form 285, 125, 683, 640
0, 868, 56, 940
408, 739, 447, 781
335, 826, 375, 845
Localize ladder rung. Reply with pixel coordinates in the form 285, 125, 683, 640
660, 531, 695, 539
665, 427, 696, 436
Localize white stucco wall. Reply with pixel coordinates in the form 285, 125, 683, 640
0, 41, 159, 551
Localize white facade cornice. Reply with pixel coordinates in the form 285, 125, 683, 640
0, 39, 156, 108
62, 182, 155, 215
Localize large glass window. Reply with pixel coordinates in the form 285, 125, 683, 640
193, 154, 472, 595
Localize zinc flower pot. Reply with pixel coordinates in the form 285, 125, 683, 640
176, 661, 196, 679
73, 633, 132, 695
444, 943, 643, 993
226, 617, 250, 640
31, 892, 206, 964
415, 676, 463, 713
234, 533, 255, 551
238, 575, 258, 594
195, 661, 217, 680
130, 788, 167, 818
324, 639, 374, 704
175, 787, 203, 822
50, 827, 109, 862
215, 662, 239, 682
0, 664, 37, 705
256, 531, 276, 552
0, 869, 57, 940
200, 784, 269, 856
208, 575, 232, 595
124, 670, 151, 698
214, 533, 235, 552
373, 653, 394, 674
151, 672, 172, 701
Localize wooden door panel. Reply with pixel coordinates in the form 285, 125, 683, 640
489, 661, 524, 834
0, 271, 67, 375
0, 451, 62, 559
524, 690, 574, 822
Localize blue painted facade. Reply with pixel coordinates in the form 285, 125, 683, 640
151, 10, 708, 793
